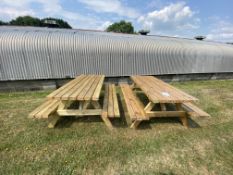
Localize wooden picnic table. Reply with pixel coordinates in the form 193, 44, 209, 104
46, 74, 105, 127
129, 75, 201, 128
30, 74, 120, 129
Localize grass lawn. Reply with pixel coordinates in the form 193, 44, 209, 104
0, 79, 233, 175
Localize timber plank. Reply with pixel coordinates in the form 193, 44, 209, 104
35, 99, 60, 118
47, 75, 84, 99
146, 76, 193, 102
69, 75, 93, 100
131, 76, 164, 103
131, 76, 198, 103
77, 76, 97, 100
53, 76, 87, 99
120, 83, 148, 121
112, 84, 120, 117
29, 100, 52, 118
61, 76, 90, 100
108, 84, 114, 117
102, 84, 109, 114
41, 101, 60, 118
182, 102, 210, 117
83, 76, 101, 100
92, 76, 105, 100
147, 76, 198, 102
57, 109, 102, 116
120, 84, 137, 120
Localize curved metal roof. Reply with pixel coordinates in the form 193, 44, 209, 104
0, 26, 233, 80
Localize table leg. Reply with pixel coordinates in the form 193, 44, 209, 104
130, 82, 136, 89
130, 120, 141, 129
176, 103, 189, 128
79, 101, 84, 110
144, 102, 155, 112
160, 103, 166, 111
101, 111, 113, 129
91, 101, 101, 109
58, 100, 71, 110
83, 101, 90, 109
94, 101, 113, 129
48, 113, 61, 128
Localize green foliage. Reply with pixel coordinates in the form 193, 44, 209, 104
106, 20, 134, 34
10, 16, 42, 26
6, 16, 72, 29
41, 17, 72, 29
0, 20, 8, 25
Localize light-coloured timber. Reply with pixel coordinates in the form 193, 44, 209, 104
131, 76, 198, 103
29, 99, 60, 119
102, 84, 120, 118
48, 114, 61, 128
30, 75, 107, 128
47, 75, 105, 101
60, 76, 90, 100
112, 84, 120, 117
146, 111, 186, 118
182, 102, 210, 117
57, 109, 102, 116
120, 83, 149, 128
46, 75, 85, 99
92, 76, 105, 100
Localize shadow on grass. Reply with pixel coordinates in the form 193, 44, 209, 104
55, 92, 128, 129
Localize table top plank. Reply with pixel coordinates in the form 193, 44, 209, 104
143, 76, 197, 103
69, 75, 94, 100
131, 75, 198, 103
47, 75, 84, 99
77, 76, 97, 100
131, 76, 167, 103
92, 76, 105, 100
144, 76, 185, 102
61, 76, 90, 100
53, 75, 89, 99
146, 76, 197, 102
47, 75, 105, 101
83, 76, 102, 100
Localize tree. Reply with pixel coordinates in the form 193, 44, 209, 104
0, 20, 8, 25
8, 16, 72, 29
106, 20, 134, 34
41, 17, 72, 29
10, 16, 42, 26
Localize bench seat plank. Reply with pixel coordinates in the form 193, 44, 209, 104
29, 99, 60, 119
102, 84, 120, 118
120, 83, 148, 121
182, 102, 210, 117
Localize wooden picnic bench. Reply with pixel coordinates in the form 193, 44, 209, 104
29, 75, 120, 129
120, 75, 209, 129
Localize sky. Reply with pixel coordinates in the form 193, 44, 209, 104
0, 0, 233, 42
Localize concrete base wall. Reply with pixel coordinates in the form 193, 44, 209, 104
0, 73, 233, 92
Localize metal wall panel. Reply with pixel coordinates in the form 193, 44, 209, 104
0, 26, 233, 80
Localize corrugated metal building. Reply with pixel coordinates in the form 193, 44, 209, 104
0, 26, 233, 81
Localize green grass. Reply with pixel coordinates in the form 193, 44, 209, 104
0, 79, 233, 174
